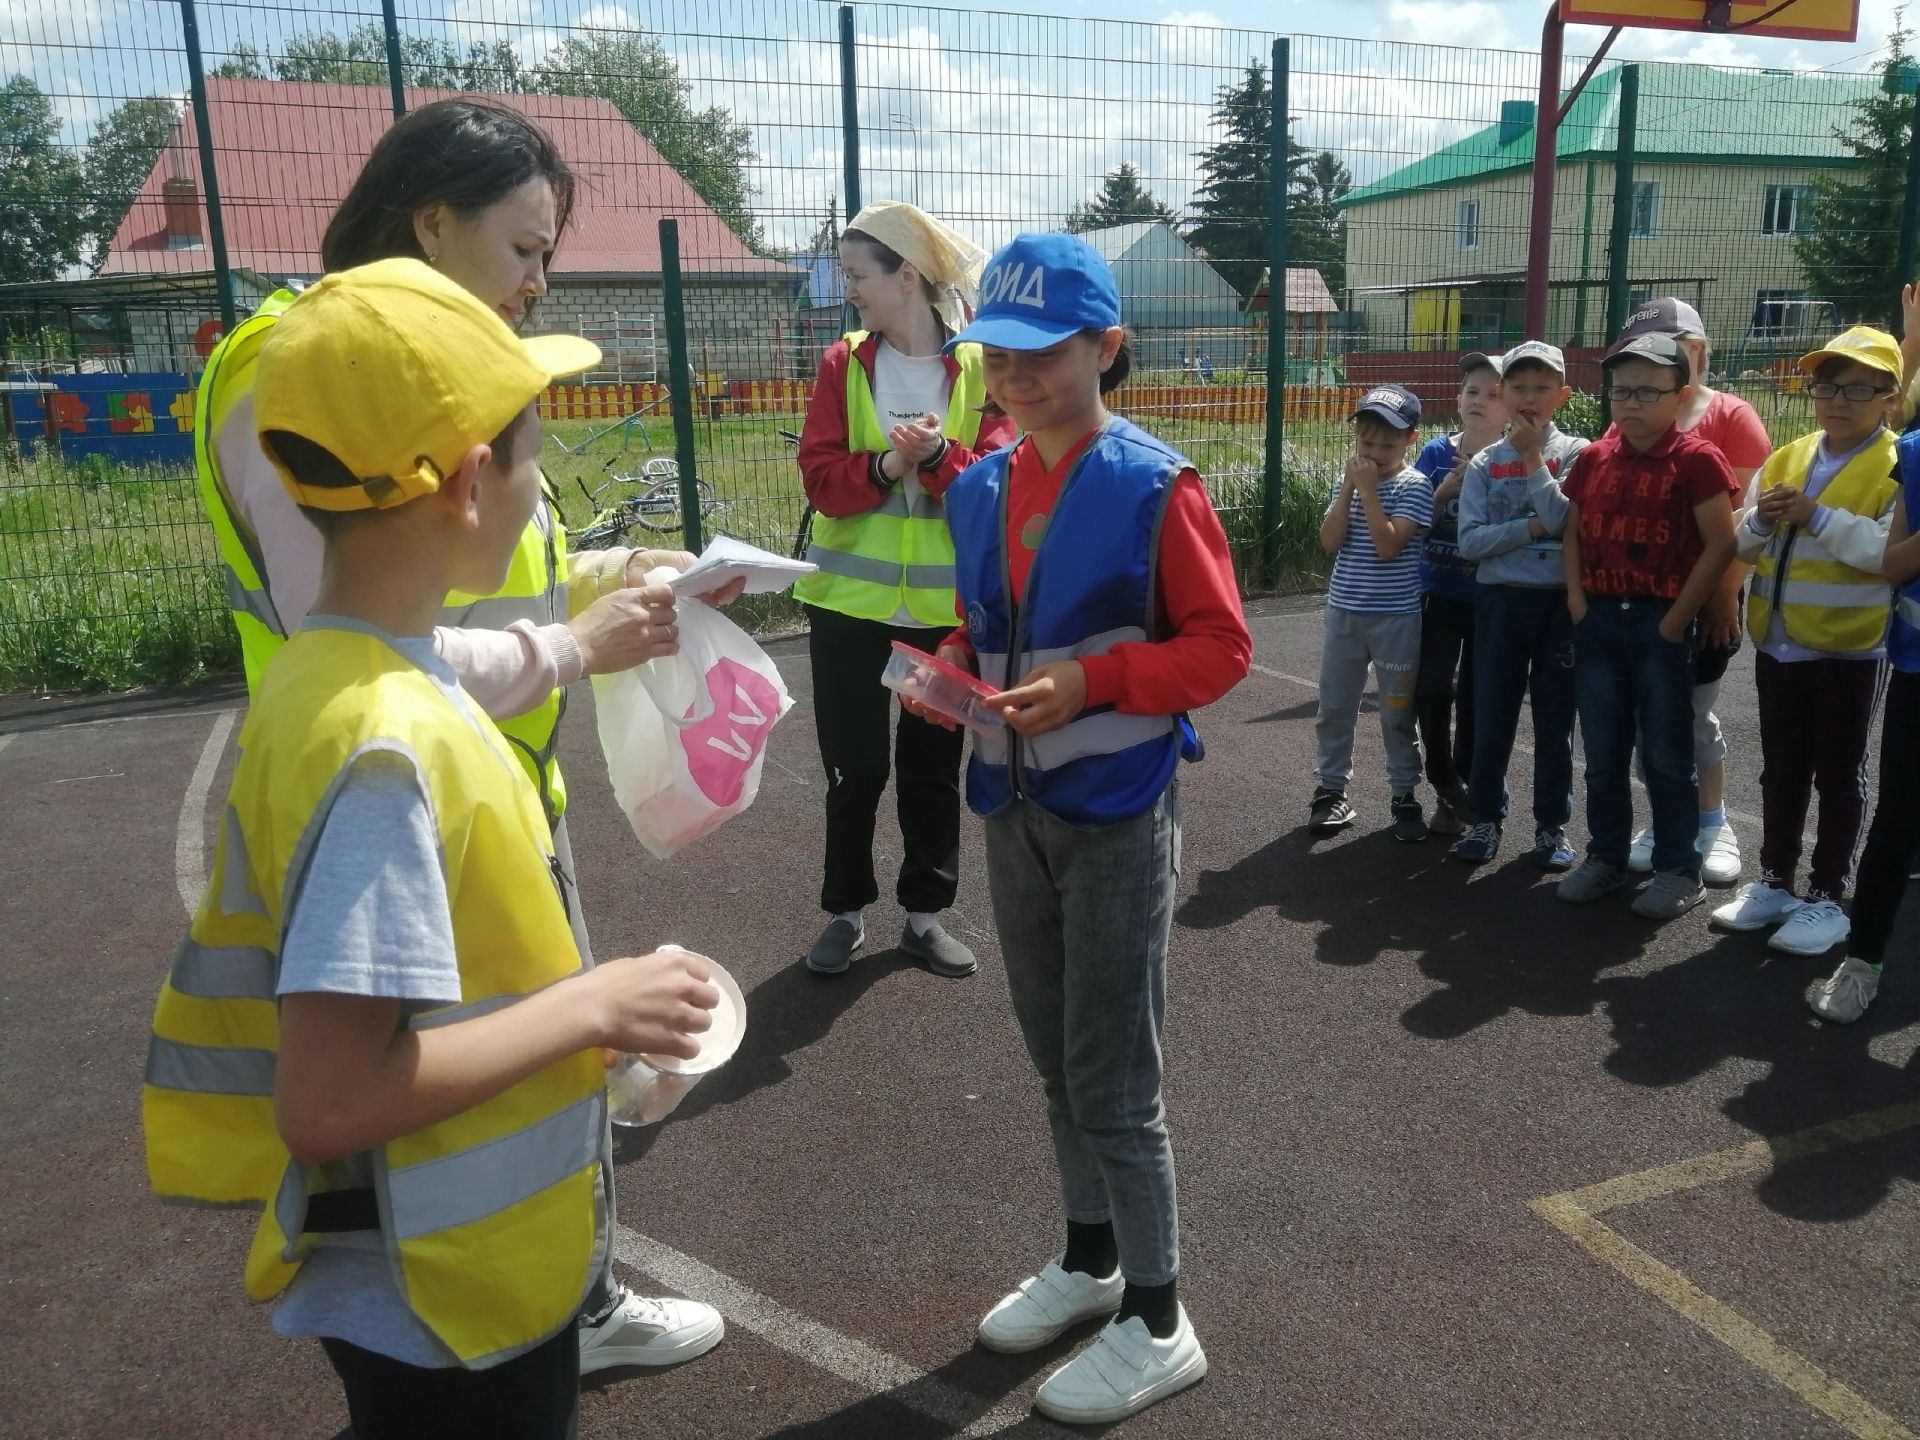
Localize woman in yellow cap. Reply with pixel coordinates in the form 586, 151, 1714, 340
189, 96, 728, 1382
794, 201, 1015, 978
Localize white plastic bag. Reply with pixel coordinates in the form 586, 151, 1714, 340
592, 590, 793, 859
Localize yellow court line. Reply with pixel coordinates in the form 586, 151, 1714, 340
1532, 1102, 1920, 1440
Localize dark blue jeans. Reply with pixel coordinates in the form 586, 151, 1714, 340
1466, 585, 1575, 829
1573, 598, 1700, 875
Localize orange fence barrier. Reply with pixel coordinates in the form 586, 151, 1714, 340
1115, 383, 1366, 426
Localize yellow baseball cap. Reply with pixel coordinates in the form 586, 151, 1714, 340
1798, 325, 1902, 384
254, 257, 600, 511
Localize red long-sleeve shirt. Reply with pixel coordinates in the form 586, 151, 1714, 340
797, 332, 1017, 515
946, 432, 1252, 714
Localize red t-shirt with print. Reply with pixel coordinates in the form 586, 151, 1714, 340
1561, 426, 1740, 600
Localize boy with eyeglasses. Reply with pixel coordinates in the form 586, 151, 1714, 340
1558, 334, 1740, 919
1710, 327, 1902, 960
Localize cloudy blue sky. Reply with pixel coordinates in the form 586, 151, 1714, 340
4, 0, 1903, 251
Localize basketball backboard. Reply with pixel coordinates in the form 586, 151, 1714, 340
1558, 0, 1858, 42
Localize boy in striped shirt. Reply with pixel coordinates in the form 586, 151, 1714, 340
1312, 384, 1434, 840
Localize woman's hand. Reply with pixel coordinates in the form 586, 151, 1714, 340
569, 583, 678, 675
998, 661, 1088, 737
887, 414, 944, 464
625, 548, 746, 606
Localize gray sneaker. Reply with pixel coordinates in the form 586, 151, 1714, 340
1806, 957, 1881, 1024
1631, 868, 1705, 921
900, 919, 978, 978
805, 916, 865, 974
1557, 856, 1630, 904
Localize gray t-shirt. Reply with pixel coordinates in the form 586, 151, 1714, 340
270, 620, 465, 1368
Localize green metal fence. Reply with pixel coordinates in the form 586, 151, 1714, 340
1, 0, 1913, 688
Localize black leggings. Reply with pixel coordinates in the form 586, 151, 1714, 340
1848, 667, 1920, 967
322, 1324, 579, 1440
1415, 592, 1476, 792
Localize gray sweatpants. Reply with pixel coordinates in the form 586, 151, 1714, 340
984, 786, 1182, 1287
1316, 605, 1424, 794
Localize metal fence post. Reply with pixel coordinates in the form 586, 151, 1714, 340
839, 5, 862, 220
178, 0, 236, 331
1601, 63, 1640, 426
1262, 36, 1290, 588
659, 219, 704, 553
381, 0, 407, 119
1895, 79, 1920, 333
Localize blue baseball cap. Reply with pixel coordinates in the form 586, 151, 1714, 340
1351, 383, 1422, 431
946, 233, 1121, 352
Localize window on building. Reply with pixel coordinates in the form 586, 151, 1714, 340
1751, 288, 1809, 337
1456, 198, 1480, 252
1761, 184, 1814, 236
1629, 181, 1659, 239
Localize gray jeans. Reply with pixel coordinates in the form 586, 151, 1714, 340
984, 787, 1182, 1287
1316, 606, 1424, 793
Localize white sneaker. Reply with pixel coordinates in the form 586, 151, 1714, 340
1700, 823, 1742, 885
1806, 957, 1881, 1024
578, 1288, 724, 1373
1033, 1307, 1208, 1424
977, 1260, 1123, 1354
1768, 898, 1851, 956
1627, 828, 1655, 873
1710, 882, 1802, 932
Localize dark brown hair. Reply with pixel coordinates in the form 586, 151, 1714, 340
321, 100, 576, 311
976, 328, 1131, 418
841, 227, 944, 310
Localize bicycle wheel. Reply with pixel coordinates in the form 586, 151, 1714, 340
632, 475, 717, 533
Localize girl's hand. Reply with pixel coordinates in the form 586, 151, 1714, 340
1568, 591, 1589, 624
997, 661, 1087, 736
582, 948, 719, 1061
897, 644, 974, 730
1759, 485, 1817, 529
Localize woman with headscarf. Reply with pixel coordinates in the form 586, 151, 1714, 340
794, 202, 1016, 978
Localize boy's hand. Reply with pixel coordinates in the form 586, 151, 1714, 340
1568, 591, 1589, 624
1657, 608, 1691, 645
570, 584, 678, 675
898, 645, 974, 729
998, 660, 1087, 736
1527, 516, 1547, 540
1508, 412, 1547, 467
1345, 455, 1379, 491
586, 948, 720, 1061
1700, 590, 1742, 648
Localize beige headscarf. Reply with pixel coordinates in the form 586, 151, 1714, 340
846, 200, 987, 337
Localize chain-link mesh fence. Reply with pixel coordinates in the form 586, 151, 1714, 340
1, 0, 1909, 687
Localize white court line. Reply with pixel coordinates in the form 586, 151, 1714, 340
7, 704, 242, 735
614, 1226, 1069, 1438
0, 733, 12, 759
175, 710, 236, 915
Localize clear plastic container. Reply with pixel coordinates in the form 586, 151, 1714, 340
880, 641, 1005, 735
606, 948, 747, 1127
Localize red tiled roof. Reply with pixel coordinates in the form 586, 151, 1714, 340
102, 78, 793, 281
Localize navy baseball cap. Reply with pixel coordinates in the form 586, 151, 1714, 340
1351, 383, 1422, 431
946, 233, 1122, 352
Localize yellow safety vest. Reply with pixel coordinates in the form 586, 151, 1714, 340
793, 330, 986, 626
142, 626, 606, 1368
1746, 430, 1899, 654
194, 295, 571, 823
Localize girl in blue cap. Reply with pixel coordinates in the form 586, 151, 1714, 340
902, 232, 1250, 1423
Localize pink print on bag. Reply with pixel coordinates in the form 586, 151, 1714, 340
678, 657, 783, 805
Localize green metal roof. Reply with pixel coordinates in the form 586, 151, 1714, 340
1341, 65, 1876, 208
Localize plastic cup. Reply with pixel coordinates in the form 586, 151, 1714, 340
606, 949, 746, 1127
879, 641, 1005, 734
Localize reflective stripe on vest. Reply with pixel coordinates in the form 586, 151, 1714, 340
972, 627, 1173, 769
793, 330, 985, 626
1746, 430, 1898, 654
143, 628, 606, 1367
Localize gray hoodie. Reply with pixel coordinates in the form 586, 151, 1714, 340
1456, 425, 1590, 589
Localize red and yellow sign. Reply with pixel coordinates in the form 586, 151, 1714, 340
1559, 0, 1858, 42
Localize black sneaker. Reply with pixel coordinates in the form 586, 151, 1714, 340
1308, 787, 1356, 834
1390, 793, 1428, 843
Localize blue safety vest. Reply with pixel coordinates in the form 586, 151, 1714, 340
947, 417, 1196, 825
1893, 432, 1920, 672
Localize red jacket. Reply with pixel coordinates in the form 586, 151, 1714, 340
798, 333, 1017, 517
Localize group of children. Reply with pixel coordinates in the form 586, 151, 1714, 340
1314, 300, 1919, 1028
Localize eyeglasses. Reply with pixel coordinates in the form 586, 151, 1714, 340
1605, 384, 1681, 404
1805, 382, 1894, 402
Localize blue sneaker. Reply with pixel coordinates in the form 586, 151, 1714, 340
1448, 821, 1501, 865
1533, 826, 1576, 871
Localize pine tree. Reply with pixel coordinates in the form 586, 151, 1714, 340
1291, 150, 1351, 293
1186, 62, 1274, 298
1795, 26, 1915, 325
804, 190, 840, 259
1063, 163, 1177, 233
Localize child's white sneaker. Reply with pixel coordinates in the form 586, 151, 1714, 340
1700, 823, 1742, 885
977, 1261, 1123, 1354
1767, 898, 1850, 956
1627, 827, 1655, 873
1807, 957, 1880, 1023
1033, 1307, 1208, 1424
1710, 881, 1802, 932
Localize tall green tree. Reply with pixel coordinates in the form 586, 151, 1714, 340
1064, 162, 1177, 233
532, 29, 763, 252
81, 96, 179, 268
1, 74, 88, 284
1186, 62, 1276, 297
1290, 149, 1351, 292
230, 22, 526, 91
1795, 27, 1915, 325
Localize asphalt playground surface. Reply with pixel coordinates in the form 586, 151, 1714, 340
2, 596, 1916, 1439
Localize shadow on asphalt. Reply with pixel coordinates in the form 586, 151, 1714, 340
611, 946, 921, 1166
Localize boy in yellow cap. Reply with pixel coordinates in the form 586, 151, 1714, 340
142, 258, 719, 1437
1710, 325, 1903, 961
